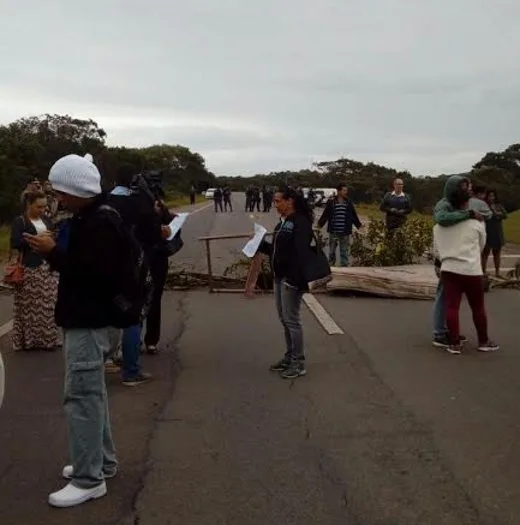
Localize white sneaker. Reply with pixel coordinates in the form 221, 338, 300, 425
62, 465, 117, 480
48, 481, 107, 508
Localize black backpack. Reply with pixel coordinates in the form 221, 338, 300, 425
97, 205, 149, 328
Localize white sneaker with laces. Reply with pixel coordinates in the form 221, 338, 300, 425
48, 481, 107, 508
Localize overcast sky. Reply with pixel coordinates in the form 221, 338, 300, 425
1, 0, 519, 176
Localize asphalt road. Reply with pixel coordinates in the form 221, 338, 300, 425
1, 193, 520, 524
170, 193, 279, 277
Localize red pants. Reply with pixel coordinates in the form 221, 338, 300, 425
442, 272, 488, 345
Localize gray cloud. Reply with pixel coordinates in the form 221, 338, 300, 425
1, 0, 520, 176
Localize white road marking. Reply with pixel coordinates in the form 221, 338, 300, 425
0, 320, 13, 339
303, 293, 344, 335
189, 203, 212, 214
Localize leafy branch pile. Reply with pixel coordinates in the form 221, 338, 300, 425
350, 217, 433, 267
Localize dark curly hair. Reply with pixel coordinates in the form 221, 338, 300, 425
276, 186, 314, 223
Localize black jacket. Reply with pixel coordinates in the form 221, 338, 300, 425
46, 196, 131, 329
380, 192, 412, 230
107, 191, 163, 256
317, 197, 361, 235
259, 212, 314, 291
10, 215, 54, 268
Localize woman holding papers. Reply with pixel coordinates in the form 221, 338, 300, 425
258, 186, 315, 380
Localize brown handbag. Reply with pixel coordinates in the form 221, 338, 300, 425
3, 217, 25, 286
3, 250, 24, 286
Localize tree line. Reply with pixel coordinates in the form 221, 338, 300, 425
0, 114, 216, 223
2, 113, 520, 223
218, 147, 520, 214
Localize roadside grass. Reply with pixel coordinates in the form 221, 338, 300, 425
164, 194, 205, 209
355, 203, 428, 221
0, 226, 9, 261
503, 210, 520, 245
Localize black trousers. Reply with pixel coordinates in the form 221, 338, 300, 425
144, 253, 169, 347
224, 198, 232, 211
214, 199, 223, 212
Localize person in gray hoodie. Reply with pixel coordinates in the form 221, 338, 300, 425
431, 175, 492, 348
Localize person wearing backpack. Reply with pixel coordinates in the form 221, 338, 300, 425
107, 164, 170, 385
24, 154, 140, 507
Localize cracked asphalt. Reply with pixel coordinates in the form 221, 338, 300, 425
1, 194, 520, 524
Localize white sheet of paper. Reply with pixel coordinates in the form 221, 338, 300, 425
166, 212, 189, 241
242, 223, 267, 258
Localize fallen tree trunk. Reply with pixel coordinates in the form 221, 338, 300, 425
326, 264, 438, 300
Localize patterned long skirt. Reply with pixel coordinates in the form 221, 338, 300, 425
12, 263, 60, 351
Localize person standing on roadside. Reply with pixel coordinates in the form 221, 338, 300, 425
245, 187, 253, 212
431, 176, 491, 347
380, 178, 412, 231
317, 184, 362, 267
213, 187, 223, 212
144, 200, 179, 354
258, 186, 315, 380
483, 189, 507, 278
23, 154, 121, 508
223, 187, 233, 212
433, 176, 499, 355
189, 185, 196, 205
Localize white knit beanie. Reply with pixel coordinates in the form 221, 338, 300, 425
49, 154, 102, 198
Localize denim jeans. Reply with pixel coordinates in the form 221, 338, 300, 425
433, 279, 448, 338
63, 328, 117, 489
274, 278, 304, 361
122, 324, 142, 380
328, 234, 350, 267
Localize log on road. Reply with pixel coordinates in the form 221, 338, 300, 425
327, 264, 437, 300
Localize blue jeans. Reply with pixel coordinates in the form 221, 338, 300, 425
63, 328, 117, 488
274, 278, 304, 361
433, 279, 448, 338
122, 324, 142, 380
328, 234, 350, 266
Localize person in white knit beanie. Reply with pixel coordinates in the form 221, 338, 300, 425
24, 153, 122, 508
49, 153, 102, 200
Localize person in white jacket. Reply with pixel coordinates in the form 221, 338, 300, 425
433, 177, 499, 355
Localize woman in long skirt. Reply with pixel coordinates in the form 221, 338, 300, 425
10, 190, 59, 351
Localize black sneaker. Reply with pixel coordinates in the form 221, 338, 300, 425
433, 335, 468, 348
478, 340, 500, 353
432, 335, 450, 348
122, 372, 153, 387
269, 359, 290, 372
280, 361, 307, 379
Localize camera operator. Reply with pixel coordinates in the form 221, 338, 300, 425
107, 164, 171, 386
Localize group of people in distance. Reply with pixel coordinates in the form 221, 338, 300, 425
244, 186, 274, 213
212, 187, 233, 212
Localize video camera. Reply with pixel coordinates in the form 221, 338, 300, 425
131, 170, 165, 204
